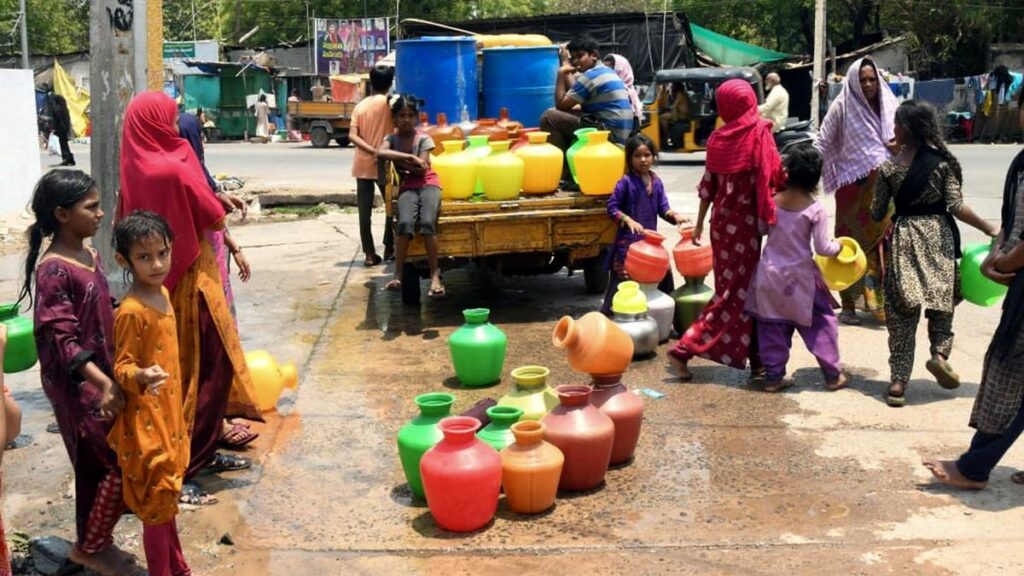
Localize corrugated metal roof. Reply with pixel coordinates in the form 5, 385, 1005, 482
228, 46, 313, 75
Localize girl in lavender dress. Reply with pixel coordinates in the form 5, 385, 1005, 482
745, 147, 847, 393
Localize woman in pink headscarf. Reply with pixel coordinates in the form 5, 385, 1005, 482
604, 54, 645, 128
814, 56, 900, 325
667, 79, 783, 381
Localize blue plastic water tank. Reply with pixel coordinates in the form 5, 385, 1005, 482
395, 37, 478, 123
482, 46, 559, 128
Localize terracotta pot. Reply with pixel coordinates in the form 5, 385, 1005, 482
574, 130, 625, 195
514, 131, 562, 195
500, 420, 564, 513
589, 374, 644, 465
625, 230, 671, 284
396, 392, 456, 499
470, 118, 510, 142
497, 107, 524, 140
498, 366, 559, 421
420, 417, 501, 532
425, 112, 465, 156
552, 312, 633, 376
417, 111, 433, 134
477, 405, 523, 451
673, 227, 713, 278
541, 385, 615, 491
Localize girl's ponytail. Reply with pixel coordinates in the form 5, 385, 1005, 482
17, 170, 97, 308
18, 223, 44, 307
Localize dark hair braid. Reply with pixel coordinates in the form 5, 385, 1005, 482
18, 170, 97, 307
895, 99, 962, 185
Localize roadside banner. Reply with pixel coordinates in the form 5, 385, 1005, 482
314, 17, 390, 76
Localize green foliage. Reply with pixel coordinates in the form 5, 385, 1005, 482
0, 0, 88, 56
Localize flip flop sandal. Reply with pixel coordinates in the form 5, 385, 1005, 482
926, 358, 961, 390
46, 422, 61, 434
428, 286, 446, 297
206, 452, 252, 473
1012, 471, 1024, 485
838, 311, 862, 326
385, 279, 402, 292
763, 380, 793, 393
218, 423, 259, 450
179, 482, 219, 506
887, 382, 907, 407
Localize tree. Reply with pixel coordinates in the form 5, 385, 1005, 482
0, 0, 89, 56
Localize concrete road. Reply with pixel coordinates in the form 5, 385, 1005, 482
3, 144, 1022, 574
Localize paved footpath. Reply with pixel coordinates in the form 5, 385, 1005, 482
1, 145, 1023, 575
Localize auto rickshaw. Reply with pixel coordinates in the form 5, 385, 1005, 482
641, 67, 764, 153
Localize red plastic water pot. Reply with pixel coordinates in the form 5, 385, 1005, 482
420, 417, 502, 532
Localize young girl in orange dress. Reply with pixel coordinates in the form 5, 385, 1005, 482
109, 211, 191, 576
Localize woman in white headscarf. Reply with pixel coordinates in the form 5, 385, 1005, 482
604, 53, 645, 129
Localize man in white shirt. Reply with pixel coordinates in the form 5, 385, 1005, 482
758, 72, 789, 133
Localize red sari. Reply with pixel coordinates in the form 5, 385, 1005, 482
669, 172, 763, 369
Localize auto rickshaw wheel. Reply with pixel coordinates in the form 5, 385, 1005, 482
310, 127, 330, 148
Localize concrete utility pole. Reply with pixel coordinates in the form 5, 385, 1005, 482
18, 0, 29, 69
90, 0, 164, 266
811, 0, 826, 129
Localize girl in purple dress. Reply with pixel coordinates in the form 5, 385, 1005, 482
19, 170, 135, 576
602, 134, 689, 314
745, 147, 846, 392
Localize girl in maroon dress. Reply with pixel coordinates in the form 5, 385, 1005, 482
19, 170, 135, 576
667, 80, 784, 381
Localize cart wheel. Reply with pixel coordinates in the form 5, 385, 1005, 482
335, 136, 350, 148
582, 253, 608, 295
401, 263, 421, 306
310, 127, 330, 148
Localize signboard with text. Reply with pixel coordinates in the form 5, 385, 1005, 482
314, 17, 390, 75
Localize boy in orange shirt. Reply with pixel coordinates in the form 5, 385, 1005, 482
350, 65, 396, 266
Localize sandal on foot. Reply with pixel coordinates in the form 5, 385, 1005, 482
428, 286, 446, 297
838, 310, 862, 326
887, 381, 907, 407
46, 422, 60, 434
384, 279, 402, 291
206, 452, 251, 473
1012, 471, 1024, 485
179, 482, 218, 506
764, 380, 794, 393
926, 358, 961, 390
218, 423, 259, 450
364, 254, 383, 267
825, 373, 848, 391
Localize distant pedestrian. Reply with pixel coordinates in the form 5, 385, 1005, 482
667, 79, 783, 382
923, 94, 1024, 488
745, 147, 845, 392
871, 100, 997, 407
51, 94, 75, 166
349, 65, 396, 266
601, 133, 688, 315
814, 56, 898, 325
109, 211, 191, 576
378, 95, 445, 297
255, 93, 270, 139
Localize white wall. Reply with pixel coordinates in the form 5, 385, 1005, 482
0, 70, 42, 215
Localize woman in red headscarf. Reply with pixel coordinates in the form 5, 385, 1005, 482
118, 92, 262, 505
667, 79, 784, 381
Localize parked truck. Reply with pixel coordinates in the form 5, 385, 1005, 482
288, 100, 355, 148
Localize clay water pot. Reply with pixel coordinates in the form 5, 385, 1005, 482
514, 131, 562, 194
244, 350, 299, 412
498, 366, 559, 421
589, 374, 644, 465
610, 281, 658, 358
625, 230, 671, 284
433, 139, 477, 200
574, 130, 624, 195
417, 111, 433, 134
0, 303, 37, 373
552, 312, 633, 376
640, 283, 675, 343
448, 308, 507, 388
425, 112, 465, 155
477, 405, 523, 451
962, 241, 1008, 306
478, 140, 523, 201
500, 421, 564, 514
497, 107, 524, 140
671, 276, 714, 335
470, 118, 510, 142
673, 226, 713, 278
566, 127, 597, 184
420, 416, 502, 532
541, 385, 615, 491
396, 392, 456, 499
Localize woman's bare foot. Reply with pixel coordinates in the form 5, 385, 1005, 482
69, 545, 131, 576
825, 373, 848, 391
667, 355, 693, 381
923, 459, 987, 490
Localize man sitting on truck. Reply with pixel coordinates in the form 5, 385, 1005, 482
540, 35, 634, 187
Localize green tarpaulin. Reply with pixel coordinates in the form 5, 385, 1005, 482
690, 23, 789, 66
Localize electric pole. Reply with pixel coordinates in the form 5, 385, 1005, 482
18, 0, 29, 69
811, 0, 826, 129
